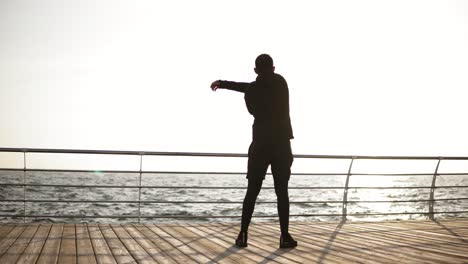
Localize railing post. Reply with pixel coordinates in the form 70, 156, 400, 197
23, 151, 27, 223
342, 158, 354, 221
429, 158, 441, 220
138, 154, 143, 224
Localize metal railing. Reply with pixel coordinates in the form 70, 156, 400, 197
0, 147, 468, 223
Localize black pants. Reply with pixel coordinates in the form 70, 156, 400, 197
241, 140, 293, 235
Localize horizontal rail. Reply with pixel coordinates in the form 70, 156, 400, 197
1, 211, 467, 219
2, 183, 468, 189
0, 183, 344, 189
5, 183, 468, 190
0, 199, 336, 204
1, 198, 467, 204
351, 186, 468, 189
0, 168, 349, 176
2, 168, 468, 177
1, 183, 468, 189
346, 211, 468, 216
2, 147, 468, 160
0, 214, 342, 219
0, 148, 249, 157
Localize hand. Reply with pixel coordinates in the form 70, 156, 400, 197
210, 80, 220, 91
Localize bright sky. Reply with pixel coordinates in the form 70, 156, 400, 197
1, 0, 468, 158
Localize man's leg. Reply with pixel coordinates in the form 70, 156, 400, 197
272, 169, 290, 235
240, 177, 263, 232
241, 142, 269, 232
271, 141, 297, 248
271, 141, 293, 235
235, 142, 269, 247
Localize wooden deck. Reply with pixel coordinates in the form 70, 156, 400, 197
0, 218, 467, 263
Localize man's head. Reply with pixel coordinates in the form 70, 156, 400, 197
254, 54, 275, 75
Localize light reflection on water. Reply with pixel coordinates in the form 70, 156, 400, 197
0, 170, 467, 223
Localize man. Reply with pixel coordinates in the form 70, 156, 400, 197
210, 54, 297, 249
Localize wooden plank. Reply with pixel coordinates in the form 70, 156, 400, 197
164, 224, 233, 263
171, 223, 255, 264
344, 220, 467, 236
110, 224, 154, 264
200, 223, 295, 263
16, 224, 52, 264
123, 225, 177, 264
36, 224, 64, 264
186, 223, 281, 263
158, 224, 224, 263
249, 223, 346, 263
371, 229, 468, 258
133, 224, 196, 264
76, 224, 97, 264
288, 222, 432, 263
0, 225, 15, 240
0, 224, 39, 263
368, 222, 468, 247
373, 221, 468, 242
88, 224, 116, 264
146, 224, 207, 263
287, 221, 446, 263
292, 221, 436, 263
99, 224, 134, 264
0, 219, 467, 263
304, 222, 442, 263
213, 222, 325, 264
307, 221, 466, 263
253, 222, 364, 264
390, 219, 467, 228
338, 222, 468, 259
58, 224, 76, 264
441, 219, 468, 227
0, 225, 26, 256
364, 224, 468, 260
328, 220, 468, 240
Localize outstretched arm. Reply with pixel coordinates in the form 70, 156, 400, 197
211, 80, 249, 93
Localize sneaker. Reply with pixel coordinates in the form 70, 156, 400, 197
235, 231, 248, 248
280, 233, 298, 248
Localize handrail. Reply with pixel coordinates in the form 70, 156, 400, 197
3, 183, 467, 189
2, 147, 468, 160
1, 211, 466, 220
1, 197, 467, 203
1, 147, 468, 223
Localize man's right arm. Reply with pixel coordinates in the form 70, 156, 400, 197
211, 80, 249, 93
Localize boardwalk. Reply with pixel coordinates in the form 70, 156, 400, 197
0, 218, 467, 263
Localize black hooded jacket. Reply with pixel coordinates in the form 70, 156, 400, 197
219, 73, 293, 143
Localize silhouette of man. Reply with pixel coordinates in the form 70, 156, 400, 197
211, 54, 297, 248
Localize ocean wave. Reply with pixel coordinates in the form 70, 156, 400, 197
1, 171, 467, 223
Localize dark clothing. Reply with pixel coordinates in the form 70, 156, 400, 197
247, 140, 293, 181
242, 176, 290, 234
219, 72, 294, 235
219, 73, 293, 143
242, 140, 293, 234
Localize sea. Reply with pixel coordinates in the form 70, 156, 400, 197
1, 169, 467, 223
